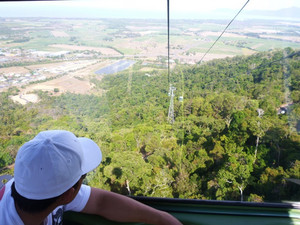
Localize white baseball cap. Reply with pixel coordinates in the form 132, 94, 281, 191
14, 130, 102, 200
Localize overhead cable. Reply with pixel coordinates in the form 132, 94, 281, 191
198, 0, 250, 64
167, 0, 170, 84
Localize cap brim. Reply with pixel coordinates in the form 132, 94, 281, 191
78, 137, 102, 174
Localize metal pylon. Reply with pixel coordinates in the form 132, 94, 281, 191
168, 85, 176, 124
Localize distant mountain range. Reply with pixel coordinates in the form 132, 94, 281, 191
176, 7, 300, 21
0, 3, 299, 20
246, 7, 300, 19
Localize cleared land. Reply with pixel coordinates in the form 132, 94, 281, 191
199, 31, 248, 38
24, 76, 93, 94
259, 35, 300, 43
51, 30, 69, 37
28, 61, 111, 93
0, 67, 29, 74
2, 17, 300, 105
11, 94, 39, 105
10, 60, 113, 104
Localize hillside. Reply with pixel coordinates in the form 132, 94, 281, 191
0, 48, 299, 202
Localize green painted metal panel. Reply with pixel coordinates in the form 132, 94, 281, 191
64, 197, 300, 225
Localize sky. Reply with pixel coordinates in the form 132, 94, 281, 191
0, 0, 299, 19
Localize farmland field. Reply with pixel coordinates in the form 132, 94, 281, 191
1, 17, 300, 100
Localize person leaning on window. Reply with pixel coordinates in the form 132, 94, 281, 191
0, 130, 183, 225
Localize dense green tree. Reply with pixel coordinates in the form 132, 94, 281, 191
1, 49, 299, 202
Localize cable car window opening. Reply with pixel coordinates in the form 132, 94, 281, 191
0, 0, 299, 209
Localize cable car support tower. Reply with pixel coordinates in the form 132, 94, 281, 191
168, 85, 176, 124
166, 0, 176, 124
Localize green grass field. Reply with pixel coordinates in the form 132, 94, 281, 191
1, 17, 299, 61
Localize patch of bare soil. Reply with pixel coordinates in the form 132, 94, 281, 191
11, 61, 112, 104
0, 67, 29, 74
29, 76, 93, 94
51, 30, 69, 37
10, 94, 39, 105
260, 35, 300, 43
23, 61, 111, 94
200, 31, 247, 38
